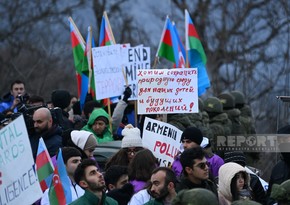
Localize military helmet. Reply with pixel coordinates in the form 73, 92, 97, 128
198, 98, 204, 111
204, 97, 223, 113
231, 91, 245, 105
218, 93, 235, 109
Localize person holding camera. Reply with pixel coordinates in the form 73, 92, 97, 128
0, 80, 27, 113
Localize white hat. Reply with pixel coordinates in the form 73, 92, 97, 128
71, 130, 97, 150
121, 124, 143, 148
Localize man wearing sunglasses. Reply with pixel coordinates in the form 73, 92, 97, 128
176, 147, 218, 197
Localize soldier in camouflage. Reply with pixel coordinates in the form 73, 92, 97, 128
218, 92, 246, 135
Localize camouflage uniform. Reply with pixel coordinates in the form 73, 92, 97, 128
218, 93, 246, 135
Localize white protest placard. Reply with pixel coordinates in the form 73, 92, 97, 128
92, 44, 125, 100
0, 115, 42, 205
142, 117, 182, 167
137, 68, 198, 114
122, 46, 150, 100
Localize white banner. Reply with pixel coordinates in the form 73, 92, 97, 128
137, 68, 198, 114
142, 117, 182, 167
92, 44, 125, 100
122, 46, 150, 100
0, 115, 42, 205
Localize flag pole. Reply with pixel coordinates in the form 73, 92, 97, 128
87, 26, 93, 94
185, 10, 189, 68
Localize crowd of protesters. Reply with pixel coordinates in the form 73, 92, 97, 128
0, 79, 290, 205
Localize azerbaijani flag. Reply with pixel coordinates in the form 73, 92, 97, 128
69, 17, 86, 99
185, 9, 210, 96
80, 26, 96, 110
172, 22, 186, 68
48, 149, 72, 205
156, 16, 179, 65
36, 137, 54, 192
99, 11, 115, 46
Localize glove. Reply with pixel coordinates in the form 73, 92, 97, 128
123, 86, 132, 102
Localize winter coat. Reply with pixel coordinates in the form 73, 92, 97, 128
224, 108, 246, 135
69, 190, 118, 205
82, 108, 113, 143
218, 162, 250, 205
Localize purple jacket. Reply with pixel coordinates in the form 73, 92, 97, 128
171, 154, 224, 179
130, 180, 147, 193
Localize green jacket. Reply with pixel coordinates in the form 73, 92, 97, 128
69, 190, 118, 205
82, 108, 114, 144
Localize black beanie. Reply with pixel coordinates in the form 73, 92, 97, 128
224, 151, 246, 167
62, 147, 82, 164
51, 89, 71, 109
181, 127, 203, 145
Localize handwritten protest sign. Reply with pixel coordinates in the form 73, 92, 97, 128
122, 46, 150, 100
142, 117, 182, 167
92, 44, 125, 100
137, 68, 198, 114
0, 115, 42, 205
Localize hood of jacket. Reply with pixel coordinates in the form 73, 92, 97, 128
87, 108, 110, 126
218, 162, 249, 201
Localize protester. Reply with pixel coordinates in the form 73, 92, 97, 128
176, 147, 218, 196
172, 126, 203, 178
51, 89, 74, 130
270, 179, 290, 205
224, 151, 266, 204
41, 147, 84, 205
67, 130, 98, 159
69, 159, 118, 205
218, 162, 252, 205
201, 137, 224, 181
144, 167, 177, 205
30, 107, 63, 159
129, 149, 158, 193
82, 108, 114, 143
105, 165, 134, 205
0, 80, 27, 113
105, 124, 143, 170
172, 188, 219, 205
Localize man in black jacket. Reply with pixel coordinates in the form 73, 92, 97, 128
176, 147, 218, 197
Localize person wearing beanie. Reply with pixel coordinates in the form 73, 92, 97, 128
218, 162, 252, 205
172, 188, 219, 205
224, 151, 266, 205
172, 127, 203, 178
51, 89, 74, 130
70, 130, 98, 159
41, 147, 84, 205
82, 108, 113, 143
105, 124, 144, 170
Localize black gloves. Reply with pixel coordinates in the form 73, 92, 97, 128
123, 86, 132, 102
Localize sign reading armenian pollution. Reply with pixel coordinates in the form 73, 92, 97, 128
137, 68, 198, 114
142, 117, 182, 167
0, 115, 42, 205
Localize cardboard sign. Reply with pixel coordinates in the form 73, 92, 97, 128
0, 115, 42, 205
92, 44, 125, 100
142, 117, 182, 167
137, 68, 198, 114
122, 46, 150, 100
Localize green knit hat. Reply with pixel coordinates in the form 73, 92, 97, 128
172, 188, 218, 205
271, 179, 290, 202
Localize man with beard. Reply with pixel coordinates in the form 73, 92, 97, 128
144, 167, 177, 205
69, 159, 118, 205
30, 107, 63, 160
